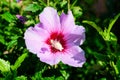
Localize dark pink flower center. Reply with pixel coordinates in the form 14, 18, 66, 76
45, 32, 66, 53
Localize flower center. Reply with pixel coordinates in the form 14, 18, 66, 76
45, 32, 66, 53
50, 39, 63, 51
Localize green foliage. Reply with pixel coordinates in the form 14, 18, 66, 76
0, 59, 11, 76
31, 71, 42, 80
107, 13, 120, 34
82, 20, 103, 36
31, 65, 46, 80
0, 35, 5, 45
1, 12, 15, 22
82, 13, 119, 42
83, 13, 120, 79
11, 53, 28, 70
116, 59, 120, 75
7, 39, 17, 50
24, 3, 41, 12
60, 1, 67, 8
60, 70, 69, 80
86, 47, 108, 67
15, 75, 27, 80
72, 6, 83, 18
106, 13, 120, 41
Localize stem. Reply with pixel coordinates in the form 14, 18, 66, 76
9, 0, 11, 11
47, 0, 49, 6
107, 42, 118, 75
39, 0, 47, 6
61, 0, 65, 12
111, 61, 119, 75
71, 0, 77, 8
67, 0, 70, 10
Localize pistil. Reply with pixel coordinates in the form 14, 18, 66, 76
50, 39, 63, 51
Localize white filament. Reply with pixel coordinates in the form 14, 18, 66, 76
50, 39, 63, 51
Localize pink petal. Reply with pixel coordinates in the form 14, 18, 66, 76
16, 14, 26, 24
24, 27, 49, 54
60, 11, 75, 33
73, 25, 85, 45
34, 23, 44, 29
39, 7, 61, 32
64, 25, 85, 45
37, 51, 61, 65
61, 46, 86, 67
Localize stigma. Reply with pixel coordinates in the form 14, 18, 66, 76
50, 39, 63, 51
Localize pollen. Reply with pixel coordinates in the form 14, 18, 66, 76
50, 39, 63, 51
45, 32, 66, 53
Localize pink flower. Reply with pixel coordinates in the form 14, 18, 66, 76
16, 0, 21, 3
16, 14, 26, 24
24, 7, 86, 67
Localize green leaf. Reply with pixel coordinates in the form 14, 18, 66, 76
24, 3, 41, 12
72, 6, 83, 18
93, 52, 108, 62
0, 35, 5, 44
71, 0, 78, 8
55, 76, 64, 80
0, 78, 5, 80
103, 29, 117, 42
110, 32, 117, 42
60, 70, 69, 80
39, 0, 47, 6
82, 20, 103, 35
25, 20, 35, 26
0, 59, 11, 76
31, 66, 46, 80
11, 53, 28, 70
86, 47, 107, 62
0, 0, 8, 6
99, 78, 106, 80
6, 35, 19, 50
31, 71, 42, 80
7, 39, 17, 50
60, 1, 67, 8
107, 13, 120, 34
105, 13, 120, 41
1, 12, 15, 22
110, 61, 119, 75
43, 76, 55, 80
102, 28, 108, 40
116, 59, 120, 74
15, 75, 27, 80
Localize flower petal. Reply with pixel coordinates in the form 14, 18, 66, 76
61, 46, 86, 67
72, 25, 85, 45
64, 25, 85, 45
24, 26, 49, 54
37, 51, 61, 65
39, 7, 61, 32
60, 11, 75, 33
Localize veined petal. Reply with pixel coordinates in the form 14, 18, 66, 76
61, 46, 86, 67
24, 27, 49, 54
24, 7, 86, 67
64, 25, 85, 45
73, 25, 85, 45
60, 11, 75, 33
37, 51, 61, 65
34, 23, 44, 29
39, 7, 61, 32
